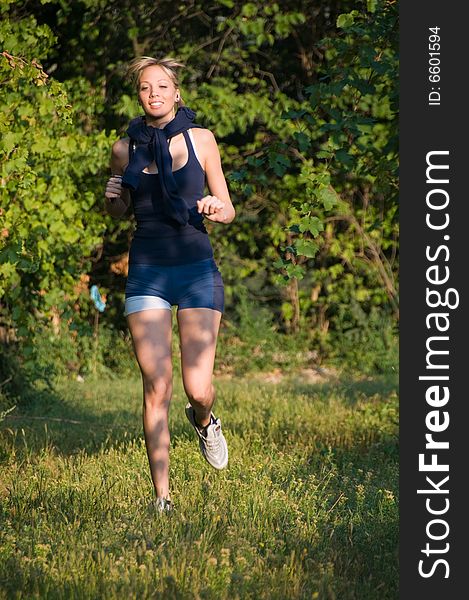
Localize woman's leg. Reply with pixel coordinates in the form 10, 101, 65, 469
127, 309, 173, 499
177, 308, 222, 427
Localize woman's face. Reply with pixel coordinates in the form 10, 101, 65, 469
137, 65, 179, 121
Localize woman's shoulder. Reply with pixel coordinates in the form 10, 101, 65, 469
190, 128, 220, 168
191, 127, 216, 143
112, 137, 130, 157
190, 128, 218, 153
111, 137, 130, 171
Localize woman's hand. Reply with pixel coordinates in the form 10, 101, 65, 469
105, 175, 123, 202
197, 195, 228, 223
105, 174, 130, 218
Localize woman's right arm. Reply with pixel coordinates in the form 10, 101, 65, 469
104, 138, 131, 218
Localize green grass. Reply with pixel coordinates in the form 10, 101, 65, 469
0, 371, 398, 599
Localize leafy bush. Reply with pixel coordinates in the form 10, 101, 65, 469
328, 302, 398, 375
0, 9, 113, 341
217, 287, 315, 374
0, 0, 399, 390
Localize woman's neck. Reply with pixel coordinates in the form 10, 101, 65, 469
145, 112, 176, 129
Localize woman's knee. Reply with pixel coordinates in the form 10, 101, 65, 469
142, 376, 173, 409
186, 383, 215, 408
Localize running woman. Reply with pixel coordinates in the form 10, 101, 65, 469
104, 56, 235, 512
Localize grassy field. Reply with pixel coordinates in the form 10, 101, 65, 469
0, 370, 398, 599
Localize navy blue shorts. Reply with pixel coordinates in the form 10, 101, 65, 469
124, 257, 224, 315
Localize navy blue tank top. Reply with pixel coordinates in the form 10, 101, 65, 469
127, 129, 214, 265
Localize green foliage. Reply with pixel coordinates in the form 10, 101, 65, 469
265, 0, 398, 342
275, 0, 398, 297
1, 0, 399, 386
217, 287, 314, 374
25, 322, 137, 380
328, 302, 398, 375
0, 7, 113, 341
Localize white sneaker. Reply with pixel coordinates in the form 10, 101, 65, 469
185, 403, 228, 470
153, 497, 173, 513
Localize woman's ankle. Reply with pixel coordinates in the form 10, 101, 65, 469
156, 488, 171, 501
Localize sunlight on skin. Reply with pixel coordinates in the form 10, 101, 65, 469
126, 307, 222, 499
127, 309, 173, 499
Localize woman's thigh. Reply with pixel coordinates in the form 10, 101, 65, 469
127, 309, 173, 386
176, 308, 222, 396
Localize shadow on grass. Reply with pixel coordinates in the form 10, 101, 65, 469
0, 375, 198, 461
1, 371, 140, 459
1, 366, 398, 463
322, 512, 399, 600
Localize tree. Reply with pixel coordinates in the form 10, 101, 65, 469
1, 0, 398, 371
0, 6, 112, 345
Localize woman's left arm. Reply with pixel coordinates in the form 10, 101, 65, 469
195, 129, 236, 224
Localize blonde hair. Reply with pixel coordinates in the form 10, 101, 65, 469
126, 56, 186, 107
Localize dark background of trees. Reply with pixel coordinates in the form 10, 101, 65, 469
0, 0, 398, 381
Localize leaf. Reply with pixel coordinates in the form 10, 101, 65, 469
62, 202, 77, 218
229, 169, 247, 182
293, 131, 311, 152
350, 79, 376, 95
246, 156, 266, 167
273, 258, 286, 268
16, 257, 38, 271
318, 187, 339, 211
241, 3, 258, 17
294, 238, 319, 258
272, 162, 286, 177
31, 135, 50, 155
316, 150, 333, 159
1, 131, 21, 154
57, 136, 77, 154
304, 84, 318, 95
268, 152, 291, 177
281, 109, 306, 120
299, 216, 324, 236
335, 149, 354, 166
337, 12, 356, 29
285, 263, 305, 280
